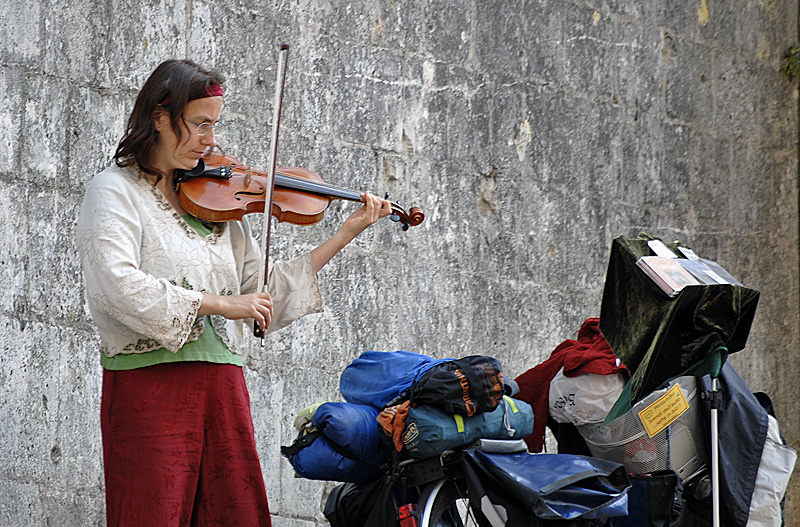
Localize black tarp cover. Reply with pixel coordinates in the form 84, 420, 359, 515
599, 234, 760, 410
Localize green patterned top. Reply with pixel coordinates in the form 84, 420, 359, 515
101, 215, 239, 370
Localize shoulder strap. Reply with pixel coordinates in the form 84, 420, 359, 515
452, 357, 492, 409
280, 429, 322, 458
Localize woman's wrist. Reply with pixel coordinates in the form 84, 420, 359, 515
198, 293, 224, 316
310, 228, 354, 272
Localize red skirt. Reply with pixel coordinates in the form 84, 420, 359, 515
101, 361, 271, 527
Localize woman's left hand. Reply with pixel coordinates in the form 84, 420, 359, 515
339, 191, 393, 238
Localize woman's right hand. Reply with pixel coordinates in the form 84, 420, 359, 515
199, 292, 273, 330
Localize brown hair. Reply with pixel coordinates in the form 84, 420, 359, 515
114, 59, 225, 177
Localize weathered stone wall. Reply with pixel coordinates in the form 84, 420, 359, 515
1, 0, 797, 525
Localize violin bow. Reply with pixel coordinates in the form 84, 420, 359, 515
255, 44, 289, 341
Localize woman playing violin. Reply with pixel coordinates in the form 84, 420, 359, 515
76, 58, 392, 527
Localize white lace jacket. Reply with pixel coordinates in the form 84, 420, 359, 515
76, 164, 323, 358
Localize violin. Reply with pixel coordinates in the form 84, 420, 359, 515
176, 151, 425, 230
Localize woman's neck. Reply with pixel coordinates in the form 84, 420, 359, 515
154, 172, 188, 215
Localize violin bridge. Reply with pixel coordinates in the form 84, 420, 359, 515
245, 167, 253, 186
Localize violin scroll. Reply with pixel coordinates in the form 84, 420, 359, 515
385, 195, 424, 231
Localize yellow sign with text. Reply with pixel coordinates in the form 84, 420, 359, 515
638, 383, 690, 438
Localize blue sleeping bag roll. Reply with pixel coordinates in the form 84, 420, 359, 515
403, 396, 534, 459
282, 402, 392, 484
340, 350, 451, 408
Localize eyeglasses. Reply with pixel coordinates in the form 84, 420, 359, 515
182, 117, 225, 137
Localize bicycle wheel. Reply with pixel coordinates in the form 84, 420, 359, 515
418, 478, 478, 527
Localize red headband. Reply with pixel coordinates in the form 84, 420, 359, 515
159, 84, 223, 106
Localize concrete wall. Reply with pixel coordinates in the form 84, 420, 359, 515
1, 0, 797, 525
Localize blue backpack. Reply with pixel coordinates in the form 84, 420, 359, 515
339, 350, 451, 408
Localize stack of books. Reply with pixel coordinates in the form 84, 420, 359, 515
636, 240, 741, 297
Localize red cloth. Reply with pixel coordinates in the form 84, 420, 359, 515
513, 318, 627, 453
101, 362, 271, 527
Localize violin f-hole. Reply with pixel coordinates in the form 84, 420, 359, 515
234, 188, 266, 201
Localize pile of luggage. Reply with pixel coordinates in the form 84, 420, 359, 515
281, 350, 534, 484
280, 322, 796, 527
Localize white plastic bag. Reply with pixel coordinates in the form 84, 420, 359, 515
548, 368, 626, 426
